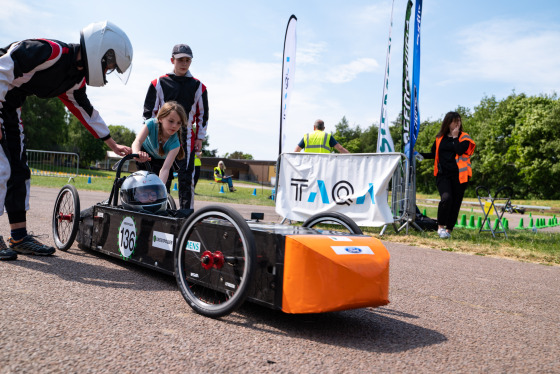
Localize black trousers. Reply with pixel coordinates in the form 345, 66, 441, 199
2, 105, 30, 224
436, 174, 467, 231
177, 150, 195, 209
194, 166, 200, 189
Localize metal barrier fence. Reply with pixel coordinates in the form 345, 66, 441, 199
381, 153, 419, 235
27, 149, 79, 181
391, 158, 406, 221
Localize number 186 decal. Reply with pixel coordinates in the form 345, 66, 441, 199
118, 216, 137, 259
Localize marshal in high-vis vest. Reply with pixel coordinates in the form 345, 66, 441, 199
294, 119, 349, 154
420, 111, 476, 239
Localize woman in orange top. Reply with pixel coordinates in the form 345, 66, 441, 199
421, 112, 476, 239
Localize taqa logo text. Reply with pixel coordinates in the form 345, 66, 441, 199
291, 178, 375, 206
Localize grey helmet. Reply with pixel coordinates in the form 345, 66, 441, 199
120, 171, 167, 214
80, 21, 133, 87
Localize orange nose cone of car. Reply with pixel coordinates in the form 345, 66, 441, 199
282, 235, 390, 314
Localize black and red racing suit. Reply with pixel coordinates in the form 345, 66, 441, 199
0, 39, 113, 223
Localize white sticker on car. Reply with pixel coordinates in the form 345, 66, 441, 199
225, 282, 236, 289
331, 246, 374, 255
152, 231, 174, 251
328, 236, 352, 242
118, 216, 137, 259
186, 240, 200, 252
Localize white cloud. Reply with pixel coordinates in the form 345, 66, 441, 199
0, 1, 409, 160
0, 1, 33, 20
87, 53, 309, 160
272, 41, 328, 67
296, 42, 328, 65
0, 0, 66, 40
204, 59, 278, 132
188, 58, 280, 158
356, 3, 393, 24
445, 19, 560, 90
327, 58, 379, 83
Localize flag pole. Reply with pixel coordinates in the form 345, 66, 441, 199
276, 15, 297, 214
376, 0, 396, 153
278, 14, 297, 156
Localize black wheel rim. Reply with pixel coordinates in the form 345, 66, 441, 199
177, 211, 250, 313
55, 190, 75, 246
303, 213, 363, 235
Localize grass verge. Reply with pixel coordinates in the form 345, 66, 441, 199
31, 175, 276, 207
367, 227, 559, 266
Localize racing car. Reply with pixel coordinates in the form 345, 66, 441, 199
52, 154, 390, 318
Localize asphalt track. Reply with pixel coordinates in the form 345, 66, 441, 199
1, 187, 559, 373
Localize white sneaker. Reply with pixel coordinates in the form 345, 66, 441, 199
438, 228, 450, 239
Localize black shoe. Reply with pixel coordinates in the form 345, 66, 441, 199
8, 234, 56, 256
230, 188, 237, 192
0, 236, 17, 260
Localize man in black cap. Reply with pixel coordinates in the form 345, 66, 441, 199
143, 44, 209, 210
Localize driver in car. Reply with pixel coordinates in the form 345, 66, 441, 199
135, 187, 159, 204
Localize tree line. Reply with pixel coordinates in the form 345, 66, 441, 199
332, 92, 560, 200
22, 92, 559, 199
22, 96, 137, 166
21, 97, 229, 166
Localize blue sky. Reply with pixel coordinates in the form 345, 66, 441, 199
2, 0, 559, 160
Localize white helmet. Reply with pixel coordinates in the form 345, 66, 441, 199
120, 171, 167, 214
80, 21, 133, 87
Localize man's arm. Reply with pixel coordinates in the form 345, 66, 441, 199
329, 135, 349, 153
143, 79, 160, 119
105, 137, 131, 157
59, 80, 130, 155
334, 144, 349, 153
294, 138, 305, 152
58, 80, 111, 139
192, 82, 208, 151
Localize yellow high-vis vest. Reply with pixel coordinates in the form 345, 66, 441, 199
214, 166, 224, 182
304, 130, 332, 153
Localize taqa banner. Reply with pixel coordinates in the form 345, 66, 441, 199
275, 153, 401, 226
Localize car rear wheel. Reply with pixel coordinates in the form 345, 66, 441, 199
302, 212, 363, 235
174, 205, 256, 318
52, 185, 80, 251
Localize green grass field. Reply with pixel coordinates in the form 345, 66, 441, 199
363, 205, 560, 266
30, 173, 559, 266
31, 173, 276, 206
